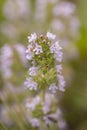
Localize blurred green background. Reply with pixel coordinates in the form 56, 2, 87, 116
0, 0, 87, 130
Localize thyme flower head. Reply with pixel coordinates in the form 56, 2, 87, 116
24, 32, 66, 127
25, 32, 65, 93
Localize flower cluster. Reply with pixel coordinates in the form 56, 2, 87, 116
25, 32, 65, 93
25, 92, 66, 128
25, 92, 67, 129
24, 32, 66, 128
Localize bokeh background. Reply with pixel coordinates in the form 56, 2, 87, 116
0, 0, 87, 130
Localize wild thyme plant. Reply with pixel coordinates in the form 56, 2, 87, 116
24, 32, 66, 128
